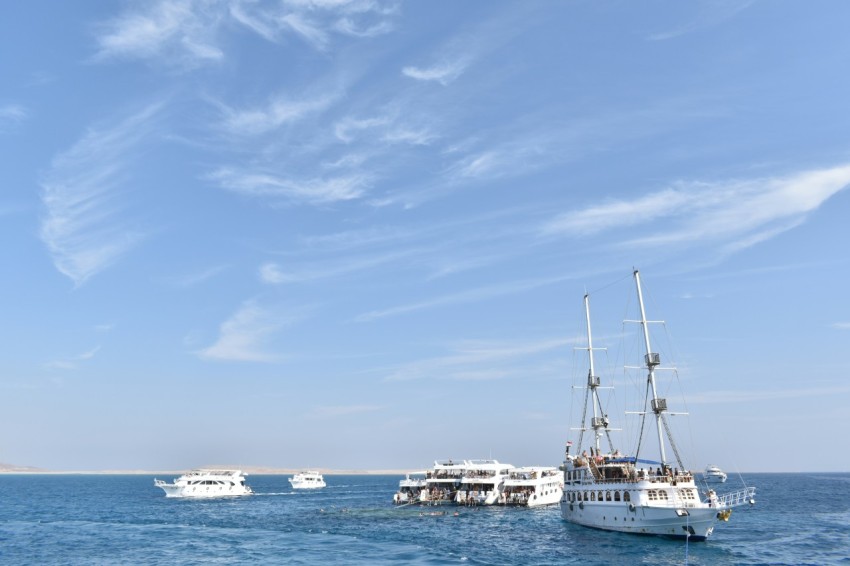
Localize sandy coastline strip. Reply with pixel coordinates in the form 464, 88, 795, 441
0, 465, 411, 476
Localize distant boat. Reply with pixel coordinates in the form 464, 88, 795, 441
154, 469, 252, 498
704, 465, 728, 483
501, 466, 563, 507
560, 270, 756, 540
289, 471, 326, 489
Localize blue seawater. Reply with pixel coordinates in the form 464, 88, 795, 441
0, 473, 847, 565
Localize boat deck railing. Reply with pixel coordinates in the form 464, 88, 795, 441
716, 486, 756, 508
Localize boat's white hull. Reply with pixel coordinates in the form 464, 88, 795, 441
289, 482, 325, 489
525, 487, 563, 507
156, 484, 252, 498
560, 499, 717, 540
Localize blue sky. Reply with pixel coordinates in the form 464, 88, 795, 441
1, 0, 849, 473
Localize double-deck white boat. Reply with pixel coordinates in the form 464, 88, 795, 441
456, 459, 514, 506
393, 471, 428, 504
560, 270, 756, 540
422, 459, 466, 505
502, 466, 563, 507
154, 469, 252, 498
289, 471, 326, 489
704, 465, 728, 483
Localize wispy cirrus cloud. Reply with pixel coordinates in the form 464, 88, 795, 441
219, 92, 337, 136
333, 112, 436, 146
39, 105, 160, 286
45, 346, 101, 370
0, 104, 27, 130
648, 0, 756, 41
259, 248, 418, 284
356, 274, 574, 322
232, 0, 397, 51
543, 164, 850, 255
94, 0, 396, 66
208, 167, 371, 204
93, 0, 223, 67
402, 57, 471, 86
832, 322, 850, 330
197, 300, 297, 362
385, 337, 569, 382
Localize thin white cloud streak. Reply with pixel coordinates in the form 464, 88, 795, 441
832, 322, 850, 330
162, 265, 229, 287
39, 106, 160, 286
232, 0, 396, 51
209, 167, 371, 204
402, 58, 471, 86
220, 93, 337, 136
94, 0, 396, 66
385, 337, 570, 382
0, 104, 27, 128
93, 0, 223, 66
259, 248, 420, 284
647, 0, 756, 41
543, 164, 850, 253
45, 346, 102, 370
197, 300, 295, 362
355, 274, 574, 322
309, 404, 384, 418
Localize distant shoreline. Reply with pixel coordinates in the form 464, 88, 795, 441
0, 468, 411, 476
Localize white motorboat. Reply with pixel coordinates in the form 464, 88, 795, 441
704, 465, 728, 483
456, 459, 514, 506
502, 466, 563, 507
154, 469, 252, 498
559, 270, 756, 540
289, 471, 326, 489
393, 471, 428, 504
422, 459, 466, 505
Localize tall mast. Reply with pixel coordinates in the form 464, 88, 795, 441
634, 270, 667, 467
584, 294, 610, 454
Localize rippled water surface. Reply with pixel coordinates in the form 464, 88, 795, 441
0, 473, 846, 564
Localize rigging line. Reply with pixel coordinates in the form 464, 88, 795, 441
586, 271, 633, 297
634, 380, 650, 462
661, 413, 685, 470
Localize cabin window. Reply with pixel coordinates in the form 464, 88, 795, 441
647, 490, 657, 501
623, 491, 631, 502
590, 492, 596, 501
614, 491, 621, 501
658, 490, 668, 500
598, 491, 604, 501
584, 492, 589, 501
606, 491, 612, 501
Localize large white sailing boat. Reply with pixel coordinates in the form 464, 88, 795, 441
560, 270, 755, 540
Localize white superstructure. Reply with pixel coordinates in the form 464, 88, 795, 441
456, 459, 514, 506
154, 469, 252, 498
704, 465, 728, 483
559, 270, 755, 540
422, 460, 466, 505
393, 471, 428, 504
502, 466, 563, 507
289, 471, 326, 489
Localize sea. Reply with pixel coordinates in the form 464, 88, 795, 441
0, 473, 847, 565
